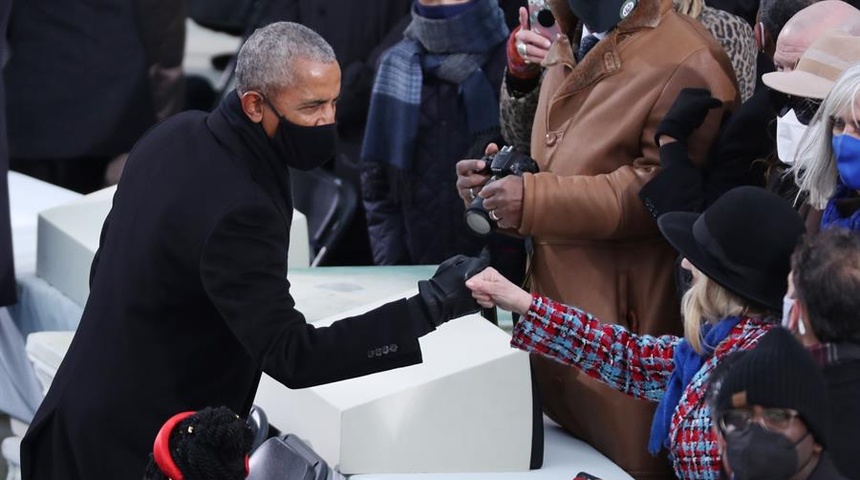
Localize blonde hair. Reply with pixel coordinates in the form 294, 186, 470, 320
681, 265, 748, 354
674, 0, 704, 18
791, 64, 860, 209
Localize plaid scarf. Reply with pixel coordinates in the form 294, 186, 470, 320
808, 342, 860, 369
361, 0, 508, 201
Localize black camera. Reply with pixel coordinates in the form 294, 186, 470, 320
464, 146, 539, 236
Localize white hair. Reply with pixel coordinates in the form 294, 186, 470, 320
235, 22, 336, 96
673, 0, 704, 18
790, 63, 860, 209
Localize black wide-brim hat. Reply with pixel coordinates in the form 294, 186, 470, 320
657, 186, 805, 312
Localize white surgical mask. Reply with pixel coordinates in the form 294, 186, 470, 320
781, 294, 807, 335
781, 295, 793, 328
776, 109, 808, 164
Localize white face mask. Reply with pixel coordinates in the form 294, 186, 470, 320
781, 294, 806, 335
776, 109, 808, 165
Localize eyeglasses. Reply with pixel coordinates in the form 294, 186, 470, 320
719, 407, 800, 435
769, 90, 821, 126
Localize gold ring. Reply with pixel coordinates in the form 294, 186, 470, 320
516, 41, 528, 60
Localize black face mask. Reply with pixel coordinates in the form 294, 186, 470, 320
265, 100, 338, 171
725, 425, 808, 480
566, 0, 638, 32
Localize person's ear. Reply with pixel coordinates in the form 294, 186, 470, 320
240, 91, 265, 124
788, 297, 801, 332
796, 301, 816, 341
754, 22, 766, 52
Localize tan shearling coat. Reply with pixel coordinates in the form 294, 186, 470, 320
508, 0, 739, 478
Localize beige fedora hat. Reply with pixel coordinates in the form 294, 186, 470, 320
763, 28, 860, 100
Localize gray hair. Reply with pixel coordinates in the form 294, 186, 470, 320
791, 63, 860, 209
235, 21, 336, 96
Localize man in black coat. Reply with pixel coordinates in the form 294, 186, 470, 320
786, 229, 860, 477
20, 22, 486, 480
710, 329, 848, 480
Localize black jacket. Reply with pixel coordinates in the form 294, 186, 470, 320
0, 0, 15, 306
21, 102, 427, 479
5, 0, 156, 159
824, 358, 860, 478
810, 455, 850, 480
639, 85, 774, 218
363, 45, 507, 265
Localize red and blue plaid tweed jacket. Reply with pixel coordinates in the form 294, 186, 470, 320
512, 295, 774, 479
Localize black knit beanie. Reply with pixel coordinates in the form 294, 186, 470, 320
715, 328, 830, 447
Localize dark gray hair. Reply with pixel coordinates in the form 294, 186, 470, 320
792, 228, 860, 345
235, 22, 336, 96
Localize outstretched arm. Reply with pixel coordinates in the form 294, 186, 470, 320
467, 268, 680, 402
514, 296, 680, 402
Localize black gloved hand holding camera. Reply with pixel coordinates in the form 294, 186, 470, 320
408, 249, 491, 336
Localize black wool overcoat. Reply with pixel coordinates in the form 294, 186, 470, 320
20, 102, 425, 479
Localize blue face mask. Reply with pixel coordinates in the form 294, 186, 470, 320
832, 134, 860, 190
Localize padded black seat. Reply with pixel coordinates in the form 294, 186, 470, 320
289, 167, 358, 267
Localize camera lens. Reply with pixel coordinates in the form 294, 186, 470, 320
465, 209, 494, 236
464, 196, 495, 236
537, 9, 555, 27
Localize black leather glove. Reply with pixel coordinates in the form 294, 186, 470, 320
654, 88, 722, 146
415, 249, 490, 328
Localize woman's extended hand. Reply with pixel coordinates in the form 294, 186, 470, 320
465, 267, 532, 316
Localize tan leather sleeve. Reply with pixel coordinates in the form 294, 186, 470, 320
518, 48, 738, 240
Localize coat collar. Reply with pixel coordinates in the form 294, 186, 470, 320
206, 105, 294, 229
543, 0, 670, 98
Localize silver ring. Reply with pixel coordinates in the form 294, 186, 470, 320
469, 187, 477, 200
489, 210, 500, 222
516, 41, 528, 60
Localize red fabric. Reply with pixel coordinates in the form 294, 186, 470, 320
506, 26, 541, 80
512, 295, 776, 479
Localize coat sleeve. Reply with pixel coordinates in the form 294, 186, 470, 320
360, 161, 410, 265
89, 209, 112, 287
199, 198, 423, 389
134, 0, 186, 119
638, 141, 707, 218
363, 196, 411, 265
499, 73, 541, 155
518, 49, 737, 240
511, 295, 680, 402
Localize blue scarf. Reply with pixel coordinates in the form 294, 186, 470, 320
821, 184, 860, 231
648, 316, 742, 454
360, 0, 508, 201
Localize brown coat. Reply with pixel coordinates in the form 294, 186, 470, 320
511, 1, 738, 478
